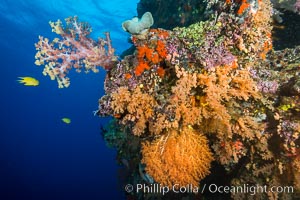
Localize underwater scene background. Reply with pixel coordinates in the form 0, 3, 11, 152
0, 0, 138, 199
1, 0, 300, 200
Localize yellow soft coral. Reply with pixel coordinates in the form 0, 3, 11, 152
141, 126, 213, 188
110, 87, 157, 136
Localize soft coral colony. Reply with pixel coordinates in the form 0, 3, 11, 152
35, 0, 300, 199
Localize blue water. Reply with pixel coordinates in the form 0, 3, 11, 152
0, 0, 139, 199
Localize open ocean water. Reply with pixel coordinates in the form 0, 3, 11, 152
0, 0, 139, 199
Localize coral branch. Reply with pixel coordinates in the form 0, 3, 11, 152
34, 16, 117, 88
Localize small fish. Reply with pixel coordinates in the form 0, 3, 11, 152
62, 118, 71, 124
17, 77, 39, 86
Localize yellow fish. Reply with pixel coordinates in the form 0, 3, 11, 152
62, 118, 71, 124
18, 77, 39, 86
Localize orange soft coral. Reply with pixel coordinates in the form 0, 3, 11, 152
135, 45, 156, 75
237, 0, 250, 15
156, 66, 165, 78
137, 45, 151, 59
110, 87, 157, 136
135, 61, 150, 76
141, 127, 213, 188
260, 40, 272, 60
150, 29, 169, 39
156, 40, 167, 58
124, 73, 132, 79
134, 33, 169, 77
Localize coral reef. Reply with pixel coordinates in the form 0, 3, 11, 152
35, 0, 300, 199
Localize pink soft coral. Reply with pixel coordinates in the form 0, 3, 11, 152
35, 16, 117, 88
